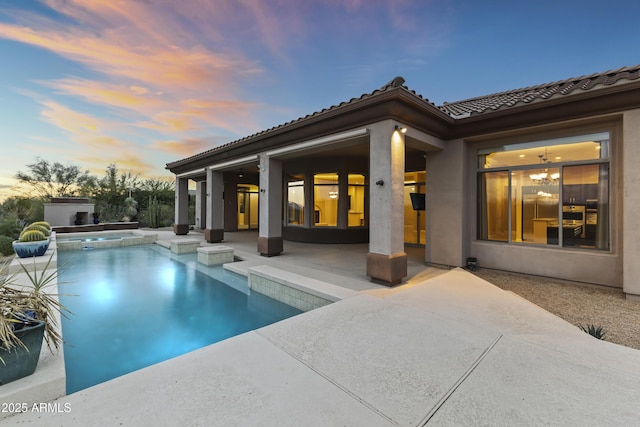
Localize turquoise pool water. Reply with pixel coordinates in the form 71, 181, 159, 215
56, 234, 132, 242
57, 246, 301, 393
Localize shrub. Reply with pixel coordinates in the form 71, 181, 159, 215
18, 230, 46, 242
0, 235, 13, 256
0, 215, 22, 240
579, 324, 606, 340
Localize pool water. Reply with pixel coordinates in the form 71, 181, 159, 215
57, 246, 301, 393
59, 236, 123, 242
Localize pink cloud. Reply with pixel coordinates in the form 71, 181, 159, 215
39, 100, 106, 137
0, 0, 270, 139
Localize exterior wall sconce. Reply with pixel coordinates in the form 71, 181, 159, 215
257, 164, 264, 171
394, 125, 407, 134
260, 188, 266, 193
375, 180, 384, 186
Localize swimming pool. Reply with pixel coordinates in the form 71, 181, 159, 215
57, 246, 301, 393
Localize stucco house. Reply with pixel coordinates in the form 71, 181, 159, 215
166, 65, 640, 297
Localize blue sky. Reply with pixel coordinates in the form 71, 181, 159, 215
0, 0, 638, 201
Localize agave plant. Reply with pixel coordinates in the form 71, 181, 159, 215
579, 324, 606, 340
16, 253, 73, 352
0, 260, 29, 364
0, 253, 73, 366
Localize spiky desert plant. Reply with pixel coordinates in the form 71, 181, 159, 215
123, 196, 138, 222
18, 230, 46, 242
579, 324, 606, 340
148, 196, 161, 228
17, 253, 73, 352
22, 224, 50, 237
0, 259, 28, 364
30, 221, 51, 230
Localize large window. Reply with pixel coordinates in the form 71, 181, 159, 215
478, 132, 610, 250
287, 174, 305, 225
313, 173, 339, 227
348, 174, 366, 227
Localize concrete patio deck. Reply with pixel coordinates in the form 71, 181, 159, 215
3, 229, 640, 425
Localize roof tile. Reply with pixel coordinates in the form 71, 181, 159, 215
168, 65, 640, 169
440, 65, 640, 117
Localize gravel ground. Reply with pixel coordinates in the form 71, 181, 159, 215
473, 268, 640, 351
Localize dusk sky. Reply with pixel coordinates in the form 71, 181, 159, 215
1, 0, 639, 201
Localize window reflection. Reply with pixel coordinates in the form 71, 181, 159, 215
287, 174, 305, 225
477, 132, 610, 250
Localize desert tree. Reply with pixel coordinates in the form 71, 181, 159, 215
14, 157, 95, 200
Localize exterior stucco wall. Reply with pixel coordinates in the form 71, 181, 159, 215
44, 203, 95, 227
470, 242, 621, 286
425, 138, 467, 267
623, 109, 640, 295
466, 116, 625, 288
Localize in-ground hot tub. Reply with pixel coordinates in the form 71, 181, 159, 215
55, 230, 157, 251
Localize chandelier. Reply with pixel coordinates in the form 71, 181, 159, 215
530, 151, 559, 197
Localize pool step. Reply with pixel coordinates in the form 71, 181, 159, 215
197, 245, 234, 266
169, 238, 201, 254
248, 265, 358, 312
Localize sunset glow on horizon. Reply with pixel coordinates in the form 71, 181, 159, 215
1, 0, 638, 200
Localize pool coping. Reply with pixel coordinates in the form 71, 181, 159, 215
6, 266, 640, 425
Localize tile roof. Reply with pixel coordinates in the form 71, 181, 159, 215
167, 75, 438, 168
167, 65, 640, 169
439, 65, 640, 118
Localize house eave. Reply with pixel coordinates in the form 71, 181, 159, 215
447, 81, 640, 139
166, 88, 451, 175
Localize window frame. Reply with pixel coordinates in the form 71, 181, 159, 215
476, 132, 611, 250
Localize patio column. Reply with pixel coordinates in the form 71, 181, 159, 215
173, 176, 189, 235
367, 120, 407, 285
205, 168, 224, 243
195, 181, 206, 230
258, 153, 283, 256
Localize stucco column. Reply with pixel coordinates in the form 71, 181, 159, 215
195, 181, 206, 230
258, 153, 283, 256
367, 121, 407, 285
623, 109, 640, 298
205, 168, 225, 243
173, 176, 189, 235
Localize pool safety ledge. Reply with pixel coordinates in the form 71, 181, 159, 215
170, 238, 201, 254
197, 245, 234, 266
248, 265, 359, 312
56, 231, 157, 251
